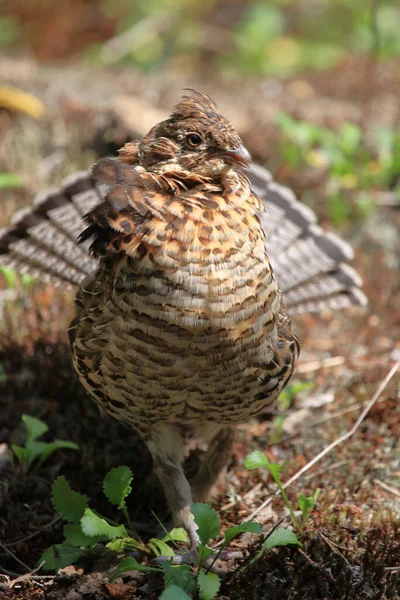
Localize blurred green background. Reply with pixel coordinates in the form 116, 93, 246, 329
1, 0, 400, 74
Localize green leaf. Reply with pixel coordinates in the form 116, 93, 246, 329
148, 538, 175, 557
162, 527, 189, 544
162, 563, 197, 594
0, 172, 23, 189
106, 537, 144, 552
11, 445, 32, 473
244, 450, 269, 470
0, 266, 18, 288
263, 527, 302, 551
298, 489, 320, 524
51, 476, 88, 523
36, 440, 79, 467
111, 556, 161, 580
103, 466, 133, 508
63, 524, 106, 548
80, 508, 127, 540
279, 382, 313, 409
159, 585, 192, 600
224, 521, 263, 545
191, 503, 220, 545
198, 543, 214, 566
22, 414, 48, 445
25, 440, 48, 462
40, 542, 82, 572
198, 568, 221, 600
244, 451, 282, 486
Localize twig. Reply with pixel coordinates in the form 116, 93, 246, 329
248, 361, 399, 521
271, 394, 389, 447
0, 543, 31, 573
6, 515, 62, 547
296, 356, 345, 374
320, 533, 350, 566
373, 479, 400, 498
303, 459, 349, 481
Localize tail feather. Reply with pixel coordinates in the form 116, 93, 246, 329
0, 245, 72, 287
248, 167, 367, 313
0, 228, 85, 285
0, 162, 367, 315
0, 171, 98, 286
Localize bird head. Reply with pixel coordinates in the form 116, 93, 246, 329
138, 90, 251, 177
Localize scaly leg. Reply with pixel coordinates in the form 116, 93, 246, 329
146, 423, 199, 549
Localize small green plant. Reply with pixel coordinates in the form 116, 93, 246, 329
0, 172, 23, 189
10, 414, 79, 476
40, 466, 187, 572
112, 502, 264, 599
0, 265, 36, 290
275, 113, 400, 225
244, 450, 320, 533
41, 458, 316, 598
270, 382, 313, 443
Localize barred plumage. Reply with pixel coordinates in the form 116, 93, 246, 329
0, 91, 367, 547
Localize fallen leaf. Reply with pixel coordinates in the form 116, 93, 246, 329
105, 582, 137, 599
0, 86, 46, 119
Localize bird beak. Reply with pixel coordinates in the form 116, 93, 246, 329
215, 144, 252, 168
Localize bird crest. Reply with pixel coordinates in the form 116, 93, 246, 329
171, 89, 220, 121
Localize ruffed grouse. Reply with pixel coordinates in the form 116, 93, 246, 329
0, 91, 366, 547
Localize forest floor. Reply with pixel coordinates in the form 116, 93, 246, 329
0, 54, 399, 599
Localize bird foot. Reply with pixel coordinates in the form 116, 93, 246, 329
151, 549, 243, 575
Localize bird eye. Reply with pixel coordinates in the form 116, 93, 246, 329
186, 133, 203, 148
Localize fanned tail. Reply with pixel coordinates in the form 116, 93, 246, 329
0, 171, 98, 288
248, 164, 367, 314
0, 162, 367, 314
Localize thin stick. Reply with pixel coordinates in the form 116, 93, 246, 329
0, 543, 31, 573
248, 360, 399, 521
5, 516, 62, 547
296, 356, 345, 374
373, 479, 400, 499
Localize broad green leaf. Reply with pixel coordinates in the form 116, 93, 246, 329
298, 489, 320, 523
38, 440, 79, 465
162, 563, 197, 594
40, 542, 82, 571
244, 450, 269, 470
51, 476, 88, 523
162, 527, 188, 544
244, 451, 282, 486
198, 543, 214, 566
103, 466, 133, 508
80, 508, 127, 540
159, 585, 192, 600
111, 556, 161, 580
263, 527, 302, 551
106, 537, 144, 552
22, 414, 48, 445
148, 538, 175, 557
198, 569, 221, 600
63, 524, 106, 548
191, 503, 220, 545
224, 521, 263, 545
25, 440, 48, 461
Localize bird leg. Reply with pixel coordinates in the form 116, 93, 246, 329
146, 424, 199, 549
192, 425, 235, 502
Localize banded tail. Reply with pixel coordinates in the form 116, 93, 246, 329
0, 163, 367, 315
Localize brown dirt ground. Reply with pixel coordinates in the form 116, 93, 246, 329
0, 56, 399, 599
